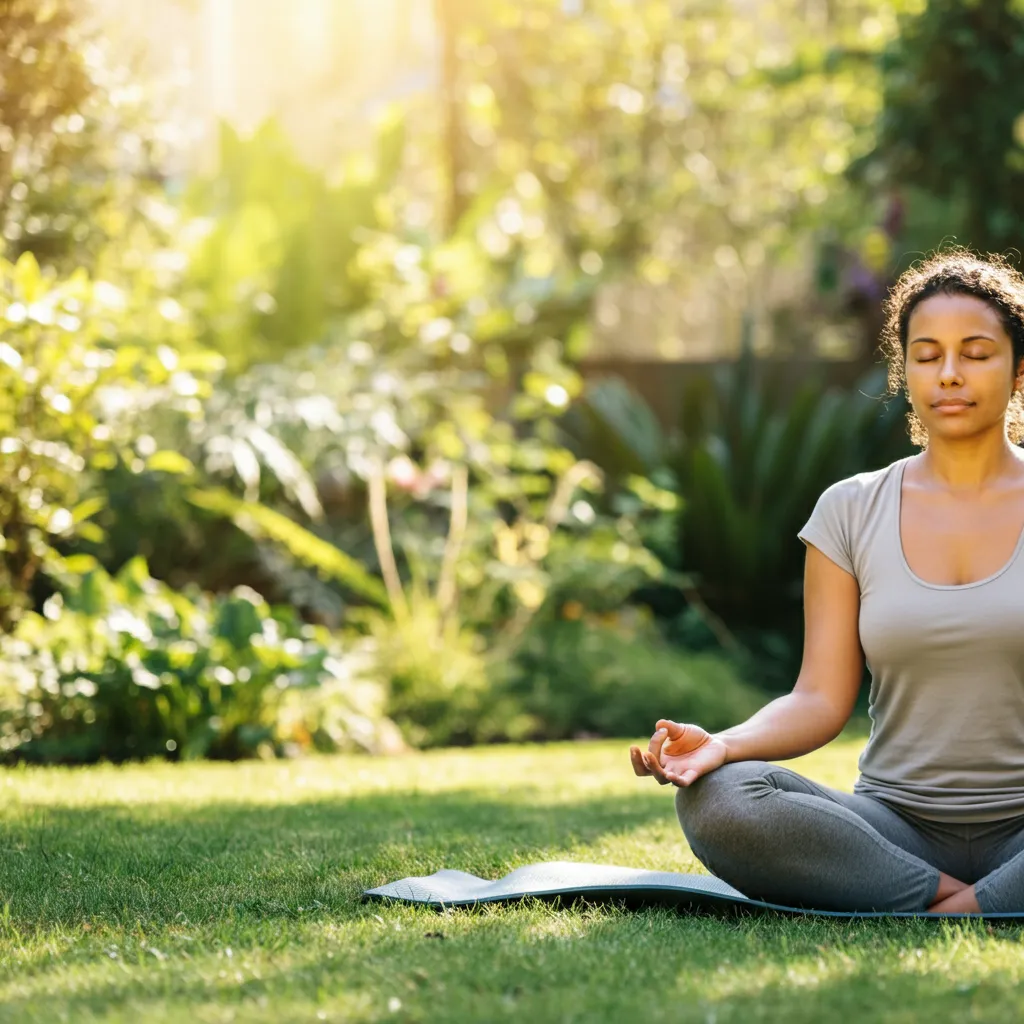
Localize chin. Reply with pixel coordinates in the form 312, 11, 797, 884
922, 413, 997, 439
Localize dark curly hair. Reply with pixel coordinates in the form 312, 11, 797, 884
879, 246, 1024, 446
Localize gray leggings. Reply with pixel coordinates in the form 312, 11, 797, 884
674, 760, 1024, 913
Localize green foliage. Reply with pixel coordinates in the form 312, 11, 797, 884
857, 0, 1024, 255
180, 117, 405, 371
0, 557, 398, 763
561, 353, 913, 631
502, 613, 765, 739
1, 0, 945, 763
352, 584, 494, 749
668, 357, 911, 625
83, 345, 357, 607
438, 0, 909, 350
557, 376, 668, 491
0, 0, 165, 270
184, 486, 389, 608
0, 252, 218, 631
349, 444, 676, 747
446, 456, 666, 634
0, 250, 391, 637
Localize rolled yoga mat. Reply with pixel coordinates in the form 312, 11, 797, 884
362, 860, 1024, 919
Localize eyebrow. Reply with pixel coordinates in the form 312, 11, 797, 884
909, 335, 998, 345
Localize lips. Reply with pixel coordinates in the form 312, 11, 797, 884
932, 400, 974, 408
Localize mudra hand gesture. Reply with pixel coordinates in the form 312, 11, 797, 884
629, 719, 728, 787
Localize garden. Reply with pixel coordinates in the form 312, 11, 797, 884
3, 0, 1024, 1019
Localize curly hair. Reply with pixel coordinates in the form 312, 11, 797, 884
879, 246, 1024, 446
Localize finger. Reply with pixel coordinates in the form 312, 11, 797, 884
642, 751, 672, 786
629, 746, 650, 776
656, 719, 687, 740
651, 720, 684, 737
647, 727, 667, 763
630, 746, 651, 776
664, 767, 700, 787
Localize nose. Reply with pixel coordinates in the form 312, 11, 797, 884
939, 351, 963, 388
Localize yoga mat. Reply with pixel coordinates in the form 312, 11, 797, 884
362, 860, 1024, 919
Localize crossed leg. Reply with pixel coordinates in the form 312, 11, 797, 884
674, 760, 953, 913
966, 818, 1024, 914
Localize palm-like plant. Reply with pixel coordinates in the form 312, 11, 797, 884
560, 348, 913, 631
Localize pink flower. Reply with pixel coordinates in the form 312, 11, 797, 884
386, 455, 421, 492
385, 456, 454, 499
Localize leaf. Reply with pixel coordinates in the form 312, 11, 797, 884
146, 451, 196, 475
243, 425, 323, 519
78, 570, 111, 617
13, 252, 43, 303
176, 350, 227, 375
70, 496, 107, 523
564, 376, 664, 481
61, 554, 102, 574
230, 439, 261, 494
75, 522, 105, 544
185, 487, 389, 607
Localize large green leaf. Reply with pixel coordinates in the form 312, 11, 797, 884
185, 488, 389, 608
558, 377, 665, 483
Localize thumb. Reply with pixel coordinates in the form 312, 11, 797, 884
655, 719, 686, 739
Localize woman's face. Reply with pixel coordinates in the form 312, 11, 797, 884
904, 292, 1024, 441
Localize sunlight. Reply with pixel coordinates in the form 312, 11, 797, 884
293, 0, 334, 62
203, 0, 235, 116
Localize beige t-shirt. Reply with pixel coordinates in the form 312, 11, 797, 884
798, 455, 1024, 823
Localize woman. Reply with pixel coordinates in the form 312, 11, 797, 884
629, 248, 1024, 915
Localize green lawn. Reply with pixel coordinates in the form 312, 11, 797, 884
1, 729, 1022, 1023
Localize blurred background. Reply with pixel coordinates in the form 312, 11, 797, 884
1, 0, 1019, 763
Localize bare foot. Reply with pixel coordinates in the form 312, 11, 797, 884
927, 884, 981, 915
931, 870, 970, 904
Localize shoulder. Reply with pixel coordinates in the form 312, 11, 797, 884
814, 458, 904, 513
799, 459, 905, 577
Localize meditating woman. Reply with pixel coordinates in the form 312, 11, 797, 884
629, 248, 1024, 915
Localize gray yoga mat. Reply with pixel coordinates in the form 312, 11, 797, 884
362, 860, 1024, 919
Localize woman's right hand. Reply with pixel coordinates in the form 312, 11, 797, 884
629, 719, 729, 787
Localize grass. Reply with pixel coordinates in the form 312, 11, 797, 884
1, 726, 1024, 1022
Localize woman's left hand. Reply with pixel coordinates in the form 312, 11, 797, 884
629, 727, 675, 785
630, 719, 727, 788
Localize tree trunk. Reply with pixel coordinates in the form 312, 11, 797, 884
433, 0, 466, 233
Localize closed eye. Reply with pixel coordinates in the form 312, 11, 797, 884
916, 355, 990, 362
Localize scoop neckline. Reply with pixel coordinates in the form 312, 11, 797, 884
895, 456, 1024, 591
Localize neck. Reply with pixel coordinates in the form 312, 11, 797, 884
919, 433, 1024, 491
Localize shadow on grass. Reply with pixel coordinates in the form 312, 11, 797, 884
7, 760, 1024, 1024
0, 785, 684, 928
4, 775, 1022, 1021
0, 904, 1015, 1024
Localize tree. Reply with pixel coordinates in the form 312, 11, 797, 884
0, 0, 162, 271
178, 117, 405, 372
854, 0, 1024, 258
428, 0, 920, 359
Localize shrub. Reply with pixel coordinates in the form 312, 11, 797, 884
559, 358, 912, 641
0, 252, 216, 632
0, 557, 402, 763
500, 612, 766, 740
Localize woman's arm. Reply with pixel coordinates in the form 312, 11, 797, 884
631, 542, 864, 784
711, 543, 864, 763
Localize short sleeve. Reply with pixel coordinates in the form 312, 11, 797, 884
798, 480, 856, 577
